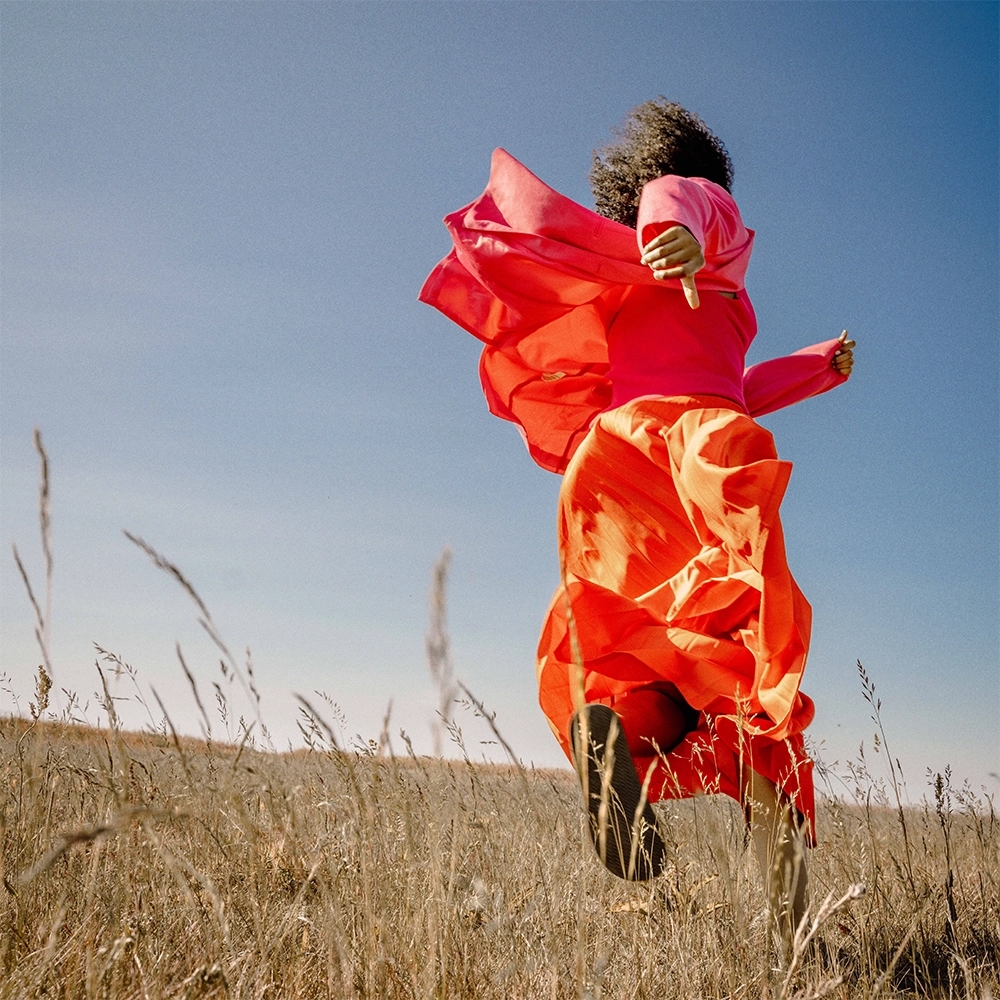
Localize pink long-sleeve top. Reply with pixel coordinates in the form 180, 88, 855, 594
420, 148, 847, 474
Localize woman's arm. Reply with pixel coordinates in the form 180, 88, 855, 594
640, 225, 704, 308
634, 174, 754, 308
743, 332, 855, 417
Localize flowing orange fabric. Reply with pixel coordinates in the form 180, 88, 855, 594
537, 394, 816, 838
420, 150, 842, 839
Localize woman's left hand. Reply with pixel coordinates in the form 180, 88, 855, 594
833, 330, 856, 376
640, 226, 704, 309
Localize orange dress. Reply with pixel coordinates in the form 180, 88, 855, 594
420, 150, 848, 838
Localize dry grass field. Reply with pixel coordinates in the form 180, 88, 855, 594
2, 437, 998, 998
1, 682, 997, 1000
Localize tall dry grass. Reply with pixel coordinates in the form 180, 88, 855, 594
1, 435, 997, 999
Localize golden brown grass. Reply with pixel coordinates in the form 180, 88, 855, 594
2, 699, 997, 999
2, 433, 997, 998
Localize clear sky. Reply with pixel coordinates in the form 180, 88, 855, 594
2, 2, 997, 796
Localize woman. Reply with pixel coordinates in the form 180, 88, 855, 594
420, 99, 854, 948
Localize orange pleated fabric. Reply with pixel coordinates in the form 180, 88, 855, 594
537, 394, 817, 839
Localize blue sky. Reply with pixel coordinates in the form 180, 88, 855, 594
2, 2, 997, 795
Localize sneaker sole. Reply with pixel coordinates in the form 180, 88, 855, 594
570, 704, 666, 881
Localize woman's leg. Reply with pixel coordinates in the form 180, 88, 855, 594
613, 687, 811, 938
742, 769, 809, 956
570, 704, 666, 880
568, 685, 693, 880
609, 683, 696, 759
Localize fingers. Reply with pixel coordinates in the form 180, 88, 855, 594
641, 225, 702, 307
832, 350, 854, 375
833, 329, 856, 375
647, 245, 705, 280
681, 275, 700, 309
641, 226, 691, 257
653, 260, 702, 279
641, 227, 701, 265
644, 245, 702, 268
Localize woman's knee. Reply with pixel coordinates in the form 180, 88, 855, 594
609, 684, 696, 758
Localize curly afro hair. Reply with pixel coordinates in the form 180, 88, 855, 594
590, 99, 733, 229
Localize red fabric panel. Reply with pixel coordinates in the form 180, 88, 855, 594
536, 395, 816, 839
419, 148, 847, 479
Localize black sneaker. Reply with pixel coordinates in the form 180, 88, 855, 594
570, 703, 666, 881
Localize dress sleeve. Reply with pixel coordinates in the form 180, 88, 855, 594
742, 338, 849, 417
418, 149, 639, 474
635, 175, 754, 290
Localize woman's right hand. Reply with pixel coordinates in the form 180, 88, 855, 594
833, 330, 856, 376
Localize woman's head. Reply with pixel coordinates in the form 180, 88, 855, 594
590, 99, 733, 228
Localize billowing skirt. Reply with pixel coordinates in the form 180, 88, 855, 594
536, 395, 816, 837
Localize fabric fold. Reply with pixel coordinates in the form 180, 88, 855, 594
420, 149, 847, 474
537, 394, 816, 838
